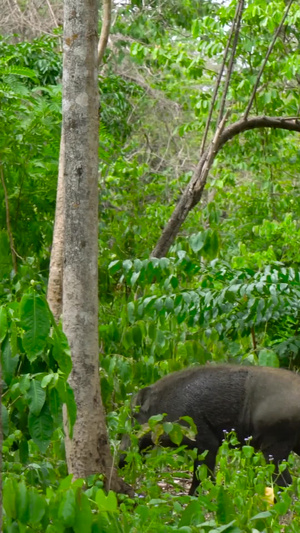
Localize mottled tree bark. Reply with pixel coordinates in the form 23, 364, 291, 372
47, 134, 64, 321
47, 0, 111, 322
62, 0, 133, 495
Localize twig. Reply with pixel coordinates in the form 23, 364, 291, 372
200, 0, 243, 155
45, 0, 58, 28
0, 165, 18, 272
217, 0, 244, 124
244, 0, 294, 119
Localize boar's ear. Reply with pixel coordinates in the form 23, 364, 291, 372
131, 386, 151, 411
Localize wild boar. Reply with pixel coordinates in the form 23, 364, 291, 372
119, 364, 300, 494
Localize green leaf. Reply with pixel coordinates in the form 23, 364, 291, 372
168, 425, 183, 445
41, 373, 58, 389
3, 478, 17, 519
1, 336, 19, 384
52, 328, 72, 375
65, 383, 77, 438
74, 491, 92, 533
216, 487, 235, 525
190, 232, 206, 253
28, 405, 54, 452
258, 349, 279, 368
0, 305, 8, 342
19, 374, 31, 393
250, 511, 272, 520
58, 489, 76, 527
20, 292, 51, 361
28, 488, 46, 524
0, 230, 12, 276
16, 481, 29, 524
95, 490, 118, 513
27, 379, 46, 416
108, 259, 122, 274
2, 404, 9, 436
19, 438, 29, 464
49, 387, 61, 417
178, 500, 205, 527
132, 324, 143, 346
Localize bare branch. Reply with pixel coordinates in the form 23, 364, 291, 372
200, 0, 243, 155
244, 0, 294, 119
217, 0, 244, 125
98, 0, 112, 67
152, 116, 300, 258
45, 0, 58, 28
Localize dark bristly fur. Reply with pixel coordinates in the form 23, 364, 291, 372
119, 365, 300, 494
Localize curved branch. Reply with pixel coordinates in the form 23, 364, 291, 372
151, 116, 300, 258
97, 0, 112, 67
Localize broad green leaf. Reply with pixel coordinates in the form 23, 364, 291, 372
16, 481, 29, 524
46, 524, 64, 533
151, 422, 164, 444
95, 489, 118, 513
178, 500, 205, 527
216, 487, 236, 525
168, 425, 183, 445
0, 305, 8, 342
74, 491, 92, 533
59, 475, 74, 490
52, 329, 72, 375
19, 438, 29, 464
20, 293, 50, 361
250, 511, 272, 520
155, 329, 165, 347
28, 489, 46, 524
58, 489, 76, 527
132, 324, 142, 346
49, 387, 61, 417
65, 383, 77, 437
108, 259, 122, 274
3, 478, 17, 519
190, 232, 205, 253
28, 406, 54, 452
258, 349, 279, 368
41, 373, 58, 389
27, 379, 46, 416
163, 421, 174, 434
2, 404, 9, 436
19, 374, 31, 393
1, 336, 19, 384
0, 230, 12, 276
127, 301, 135, 323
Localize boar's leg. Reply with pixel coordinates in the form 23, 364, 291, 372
189, 432, 220, 495
260, 438, 294, 487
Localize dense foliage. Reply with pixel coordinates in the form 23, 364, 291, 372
1, 0, 300, 530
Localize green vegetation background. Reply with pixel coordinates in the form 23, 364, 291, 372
1, 0, 300, 530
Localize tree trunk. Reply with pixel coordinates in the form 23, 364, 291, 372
62, 0, 133, 495
47, 134, 64, 321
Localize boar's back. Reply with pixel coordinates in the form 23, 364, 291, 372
134, 365, 300, 444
